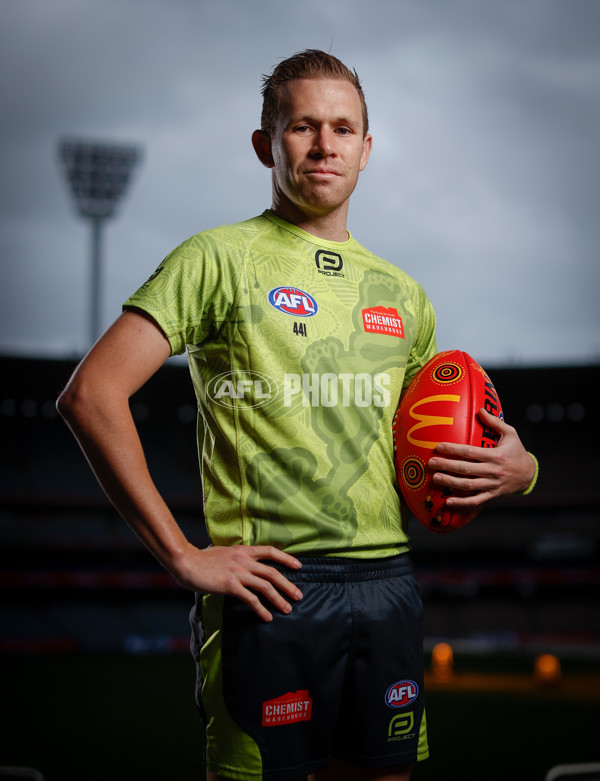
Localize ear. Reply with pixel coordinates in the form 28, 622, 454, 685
252, 129, 274, 168
359, 133, 373, 172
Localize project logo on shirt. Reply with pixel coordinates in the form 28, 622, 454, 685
315, 249, 344, 278
268, 287, 318, 317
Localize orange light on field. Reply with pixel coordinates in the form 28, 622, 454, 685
534, 653, 562, 688
432, 642, 455, 682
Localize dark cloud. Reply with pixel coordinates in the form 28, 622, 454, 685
1, 0, 599, 364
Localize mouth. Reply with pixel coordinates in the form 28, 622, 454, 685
304, 169, 340, 178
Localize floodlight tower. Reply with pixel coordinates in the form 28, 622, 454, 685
59, 139, 142, 348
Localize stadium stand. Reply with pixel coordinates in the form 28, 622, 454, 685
1, 356, 599, 657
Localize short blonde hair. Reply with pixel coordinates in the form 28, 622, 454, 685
260, 49, 369, 136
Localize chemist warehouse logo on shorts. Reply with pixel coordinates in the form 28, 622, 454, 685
262, 690, 313, 727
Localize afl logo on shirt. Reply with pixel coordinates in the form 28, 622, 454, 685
268, 287, 318, 317
385, 680, 419, 709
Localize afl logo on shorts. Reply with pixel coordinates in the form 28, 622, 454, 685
268, 287, 318, 317
385, 680, 419, 709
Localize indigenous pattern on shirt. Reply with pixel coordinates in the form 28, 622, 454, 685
124, 211, 437, 558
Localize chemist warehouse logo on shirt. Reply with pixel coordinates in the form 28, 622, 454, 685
362, 306, 405, 339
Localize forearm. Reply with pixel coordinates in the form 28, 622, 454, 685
57, 382, 191, 578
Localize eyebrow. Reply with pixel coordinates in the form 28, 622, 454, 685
287, 114, 360, 128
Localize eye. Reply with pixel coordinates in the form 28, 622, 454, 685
335, 126, 352, 135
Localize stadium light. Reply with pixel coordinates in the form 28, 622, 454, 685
534, 653, 562, 688
431, 642, 455, 682
58, 138, 142, 347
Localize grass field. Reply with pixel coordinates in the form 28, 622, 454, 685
2, 653, 599, 781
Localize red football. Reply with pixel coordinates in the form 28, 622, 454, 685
392, 350, 503, 534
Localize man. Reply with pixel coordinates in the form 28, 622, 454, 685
57, 50, 537, 781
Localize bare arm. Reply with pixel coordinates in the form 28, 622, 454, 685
428, 408, 537, 508
57, 310, 302, 621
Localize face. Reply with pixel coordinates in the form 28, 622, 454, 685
257, 78, 372, 224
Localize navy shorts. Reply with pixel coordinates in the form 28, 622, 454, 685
190, 553, 429, 781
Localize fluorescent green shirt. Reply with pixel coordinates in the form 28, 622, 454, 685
124, 211, 437, 557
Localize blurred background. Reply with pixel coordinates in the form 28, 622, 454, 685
1, 1, 599, 779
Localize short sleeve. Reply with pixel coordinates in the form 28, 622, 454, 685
403, 284, 437, 390
123, 232, 241, 355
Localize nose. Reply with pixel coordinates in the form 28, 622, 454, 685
310, 127, 335, 157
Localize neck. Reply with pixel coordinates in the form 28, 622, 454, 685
270, 194, 350, 242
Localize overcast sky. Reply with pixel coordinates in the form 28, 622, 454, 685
1, 0, 599, 367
